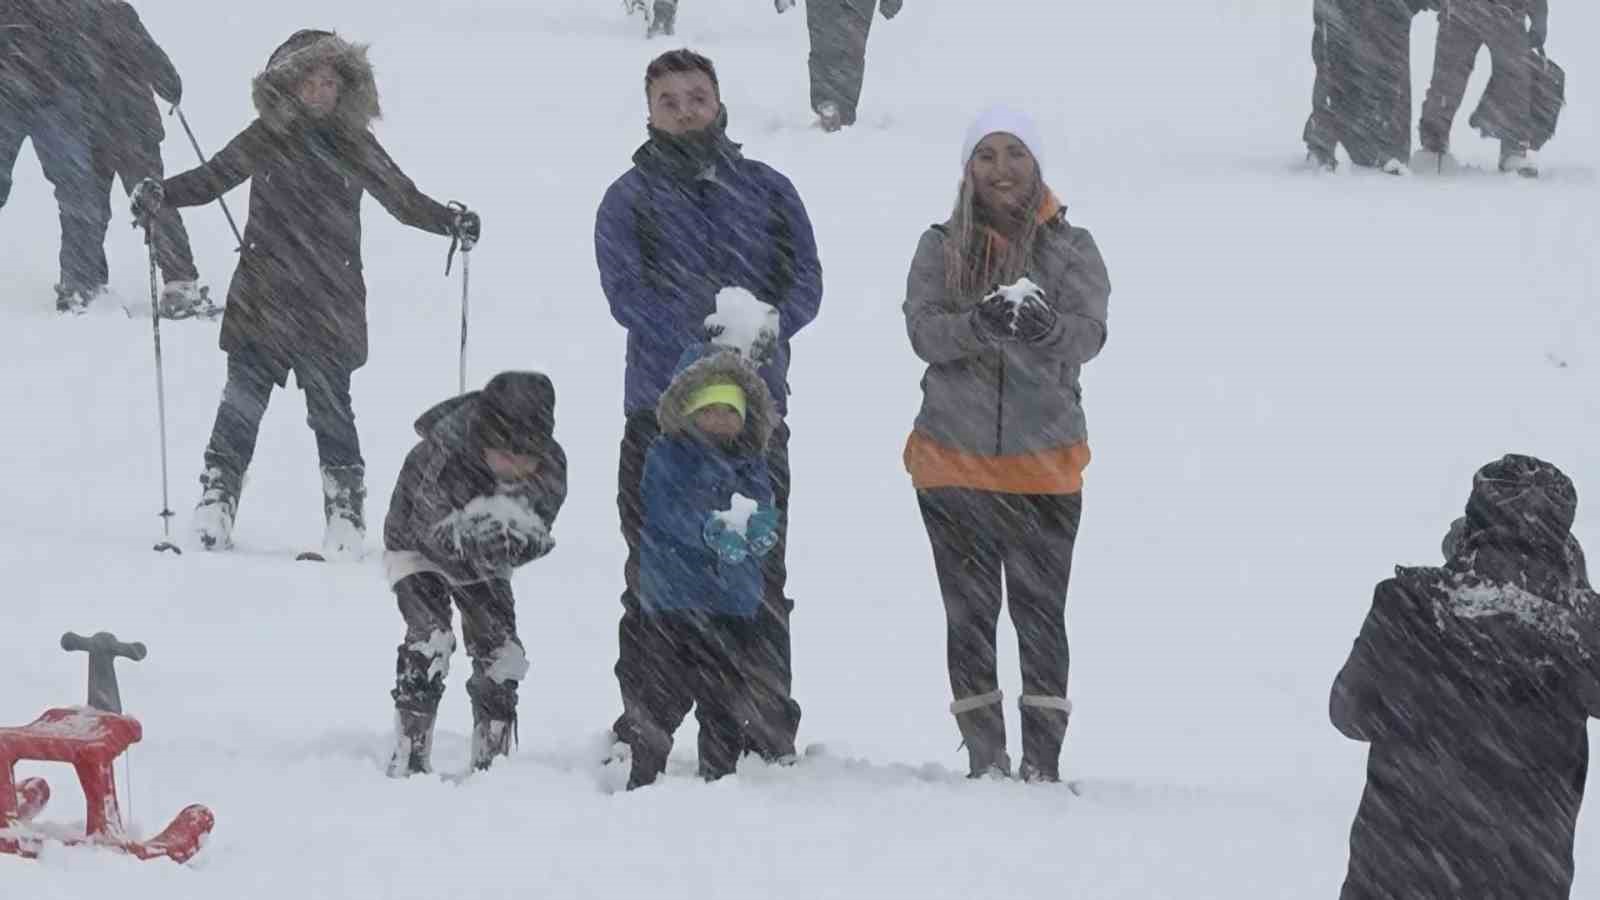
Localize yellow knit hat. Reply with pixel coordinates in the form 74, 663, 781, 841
684, 381, 747, 420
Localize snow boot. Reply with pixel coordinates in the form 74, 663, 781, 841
1305, 143, 1337, 173
816, 102, 844, 134
385, 709, 436, 778
160, 281, 219, 320
952, 689, 1010, 779
1018, 695, 1071, 784
1499, 142, 1539, 178
54, 284, 87, 315
647, 1, 674, 37
470, 715, 514, 772
193, 466, 239, 550
320, 464, 366, 560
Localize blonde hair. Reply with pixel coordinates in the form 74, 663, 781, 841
942, 160, 1044, 301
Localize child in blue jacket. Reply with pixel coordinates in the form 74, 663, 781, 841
628, 345, 781, 789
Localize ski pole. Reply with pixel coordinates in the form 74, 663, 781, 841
445, 202, 474, 394
171, 105, 244, 252
140, 216, 182, 555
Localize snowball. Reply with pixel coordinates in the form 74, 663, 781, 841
985, 277, 1046, 308
706, 288, 779, 359
713, 494, 760, 537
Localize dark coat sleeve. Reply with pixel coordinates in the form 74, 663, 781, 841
162, 122, 262, 207
768, 171, 823, 343
1330, 580, 1436, 743
356, 133, 455, 235
1035, 226, 1111, 366
109, 2, 181, 104
596, 175, 700, 347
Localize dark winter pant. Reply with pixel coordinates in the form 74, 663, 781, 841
89, 137, 198, 286
391, 574, 526, 726
806, 0, 877, 125
917, 488, 1082, 777
1304, 0, 1414, 167
1420, 0, 1536, 152
612, 410, 801, 759
0, 93, 104, 292
202, 352, 362, 496
626, 612, 758, 787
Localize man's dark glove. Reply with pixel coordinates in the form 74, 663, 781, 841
880, 0, 903, 19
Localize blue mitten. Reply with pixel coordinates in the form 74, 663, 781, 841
703, 514, 751, 564
746, 506, 780, 558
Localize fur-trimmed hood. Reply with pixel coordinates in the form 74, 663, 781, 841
656, 345, 776, 453
252, 30, 381, 132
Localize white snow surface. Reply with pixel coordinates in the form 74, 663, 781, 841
713, 493, 760, 537
2, 1, 1598, 897
705, 287, 779, 359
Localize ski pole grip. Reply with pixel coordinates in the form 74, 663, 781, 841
61, 631, 148, 662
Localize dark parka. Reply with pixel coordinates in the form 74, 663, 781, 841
161, 31, 455, 380
384, 384, 569, 585
94, 1, 180, 144
1332, 456, 1600, 900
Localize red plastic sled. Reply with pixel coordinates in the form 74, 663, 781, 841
0, 707, 214, 863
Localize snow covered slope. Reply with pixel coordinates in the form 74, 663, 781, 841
2, 1, 1596, 896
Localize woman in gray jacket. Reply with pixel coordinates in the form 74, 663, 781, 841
902, 107, 1110, 782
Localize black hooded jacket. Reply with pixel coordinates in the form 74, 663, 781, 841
1332, 456, 1600, 900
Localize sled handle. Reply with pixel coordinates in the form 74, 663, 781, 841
62, 631, 148, 662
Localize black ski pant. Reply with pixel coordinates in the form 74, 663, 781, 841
806, 0, 876, 126
612, 410, 801, 759
1304, 0, 1414, 167
0, 92, 103, 292
89, 136, 198, 286
201, 351, 363, 497
625, 611, 758, 788
917, 488, 1082, 777
1420, 0, 1536, 152
391, 573, 526, 726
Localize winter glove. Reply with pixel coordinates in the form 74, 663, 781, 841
702, 514, 751, 564
880, 0, 903, 19
775, 0, 795, 12
971, 293, 1015, 343
130, 178, 164, 227
454, 513, 531, 573
746, 506, 780, 558
1012, 295, 1058, 344
451, 207, 481, 249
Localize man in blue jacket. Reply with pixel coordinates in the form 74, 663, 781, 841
595, 48, 822, 764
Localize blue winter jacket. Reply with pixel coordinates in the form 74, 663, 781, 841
639, 346, 778, 619
595, 140, 823, 416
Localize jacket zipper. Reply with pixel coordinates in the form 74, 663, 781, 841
996, 351, 1006, 456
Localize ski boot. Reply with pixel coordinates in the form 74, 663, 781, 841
320, 464, 367, 560
1499, 142, 1539, 178
816, 102, 844, 134
647, 0, 675, 37
1305, 143, 1337, 173
386, 709, 436, 778
193, 466, 239, 551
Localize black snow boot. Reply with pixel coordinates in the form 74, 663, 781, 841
320, 464, 366, 559
1018, 695, 1071, 783
952, 690, 1010, 779
386, 709, 436, 778
470, 714, 514, 772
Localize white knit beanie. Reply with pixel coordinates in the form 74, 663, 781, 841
960, 106, 1045, 172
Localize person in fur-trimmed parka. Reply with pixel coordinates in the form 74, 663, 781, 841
625, 344, 780, 789
130, 29, 481, 559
